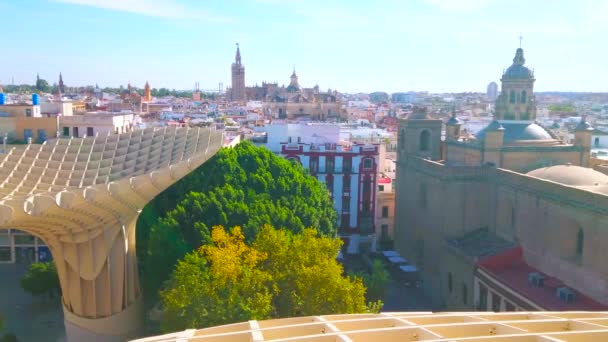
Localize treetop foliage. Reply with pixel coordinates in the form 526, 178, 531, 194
137, 141, 338, 301
160, 225, 378, 332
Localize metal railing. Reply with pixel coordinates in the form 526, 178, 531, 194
311, 167, 357, 174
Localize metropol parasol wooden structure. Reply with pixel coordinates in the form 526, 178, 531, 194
0, 127, 224, 341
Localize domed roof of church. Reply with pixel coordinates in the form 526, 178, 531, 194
527, 165, 608, 187
503, 48, 533, 79
476, 122, 553, 142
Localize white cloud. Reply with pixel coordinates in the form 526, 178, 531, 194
423, 0, 494, 12
53, 0, 230, 21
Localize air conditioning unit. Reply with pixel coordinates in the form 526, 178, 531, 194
556, 287, 576, 304
528, 272, 545, 288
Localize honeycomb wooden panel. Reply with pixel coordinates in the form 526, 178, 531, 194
131, 312, 608, 342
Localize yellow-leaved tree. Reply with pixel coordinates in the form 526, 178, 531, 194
160, 225, 381, 332
160, 226, 273, 331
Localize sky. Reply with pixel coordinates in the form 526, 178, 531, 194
0, 0, 606, 93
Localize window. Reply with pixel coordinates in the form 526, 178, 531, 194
382, 206, 389, 218
309, 157, 318, 173
378, 185, 385, 192
326, 178, 333, 194
509, 90, 516, 103
462, 284, 468, 305
87, 127, 94, 137
419, 130, 430, 151
343, 157, 352, 173
363, 179, 371, 194
342, 198, 350, 212
341, 214, 350, 229
0, 247, 11, 262
521, 90, 527, 103
326, 157, 335, 173
363, 158, 373, 170
288, 136, 292, 143
63, 127, 70, 137
343, 175, 351, 192
37, 129, 47, 143
381, 224, 389, 241
25, 108, 32, 117
14, 234, 35, 245
576, 229, 584, 261
23, 129, 33, 142
595, 137, 600, 147
73, 127, 79, 138
448, 273, 453, 293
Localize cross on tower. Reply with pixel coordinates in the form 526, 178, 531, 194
518, 33, 523, 48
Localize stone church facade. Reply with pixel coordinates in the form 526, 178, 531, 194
226, 45, 345, 119
395, 47, 608, 311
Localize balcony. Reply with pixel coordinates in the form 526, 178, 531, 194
314, 167, 357, 174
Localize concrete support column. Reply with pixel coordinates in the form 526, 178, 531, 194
56, 214, 144, 341
64, 296, 144, 342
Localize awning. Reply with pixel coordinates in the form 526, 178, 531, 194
388, 256, 407, 264
399, 265, 418, 272
382, 250, 400, 257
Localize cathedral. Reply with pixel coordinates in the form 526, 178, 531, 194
226, 45, 345, 119
229, 43, 246, 102
395, 46, 608, 312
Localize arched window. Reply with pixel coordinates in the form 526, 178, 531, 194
576, 229, 584, 261
419, 130, 430, 151
521, 90, 527, 103
509, 90, 516, 104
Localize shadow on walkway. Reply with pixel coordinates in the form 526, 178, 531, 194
0, 263, 66, 342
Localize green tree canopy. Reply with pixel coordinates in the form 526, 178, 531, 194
137, 141, 337, 298
20, 262, 60, 298
160, 225, 377, 332
35, 75, 50, 93
360, 259, 390, 301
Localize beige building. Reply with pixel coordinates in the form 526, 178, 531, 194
0, 103, 42, 118
375, 177, 395, 249
0, 103, 58, 142
59, 112, 139, 137
394, 47, 608, 312
41, 101, 74, 116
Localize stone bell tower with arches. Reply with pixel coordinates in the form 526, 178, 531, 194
494, 39, 537, 121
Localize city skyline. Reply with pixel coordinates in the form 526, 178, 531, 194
0, 0, 606, 93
